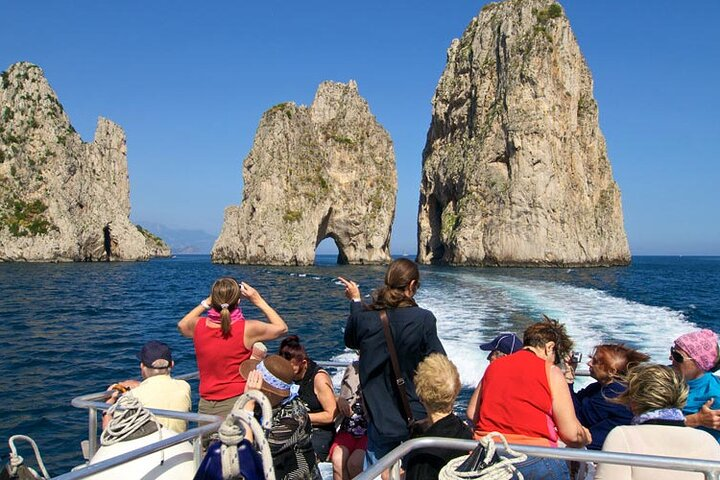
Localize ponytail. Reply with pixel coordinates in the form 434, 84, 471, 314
210, 278, 241, 339
220, 304, 231, 338
368, 258, 420, 310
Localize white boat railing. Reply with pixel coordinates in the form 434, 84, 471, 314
356, 437, 720, 480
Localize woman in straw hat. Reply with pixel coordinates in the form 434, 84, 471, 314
240, 355, 319, 480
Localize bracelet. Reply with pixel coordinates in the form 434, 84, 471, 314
201, 300, 211, 309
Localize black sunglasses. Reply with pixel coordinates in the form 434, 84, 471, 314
670, 346, 686, 364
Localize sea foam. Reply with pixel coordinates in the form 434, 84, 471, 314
332, 270, 695, 390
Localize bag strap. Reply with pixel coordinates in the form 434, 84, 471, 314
379, 310, 415, 424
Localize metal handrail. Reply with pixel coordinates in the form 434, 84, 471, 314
61, 363, 594, 479
356, 437, 720, 480
51, 421, 222, 480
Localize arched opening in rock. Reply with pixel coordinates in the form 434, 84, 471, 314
314, 208, 350, 265
315, 237, 340, 265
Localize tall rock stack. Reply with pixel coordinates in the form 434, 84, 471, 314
0, 62, 169, 261
417, 0, 630, 266
213, 81, 396, 265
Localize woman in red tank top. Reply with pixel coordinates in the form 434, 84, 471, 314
467, 318, 591, 480
178, 277, 288, 419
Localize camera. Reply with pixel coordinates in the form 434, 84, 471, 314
570, 351, 582, 364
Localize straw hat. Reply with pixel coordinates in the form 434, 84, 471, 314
239, 354, 295, 406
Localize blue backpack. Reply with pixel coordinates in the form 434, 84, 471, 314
193, 439, 265, 480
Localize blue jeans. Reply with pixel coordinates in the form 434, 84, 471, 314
514, 456, 570, 480
364, 423, 403, 470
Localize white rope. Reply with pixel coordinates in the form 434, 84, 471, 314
99, 395, 165, 464
218, 391, 276, 480
439, 432, 527, 480
8, 435, 50, 479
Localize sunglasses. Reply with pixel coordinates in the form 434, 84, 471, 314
671, 346, 687, 364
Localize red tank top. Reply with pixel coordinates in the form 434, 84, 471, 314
475, 349, 558, 446
193, 318, 251, 400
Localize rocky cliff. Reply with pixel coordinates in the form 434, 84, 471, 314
0, 62, 169, 261
213, 81, 396, 265
417, 0, 630, 266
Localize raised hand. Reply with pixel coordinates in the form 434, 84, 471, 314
338, 277, 361, 301
240, 282, 261, 304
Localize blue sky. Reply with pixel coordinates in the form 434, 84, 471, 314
1, 1, 718, 255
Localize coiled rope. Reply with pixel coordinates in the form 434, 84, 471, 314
100, 395, 165, 464
439, 432, 527, 480
7, 435, 50, 479
218, 390, 276, 480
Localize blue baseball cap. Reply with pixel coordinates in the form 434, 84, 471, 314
479, 333, 522, 355
137, 340, 173, 368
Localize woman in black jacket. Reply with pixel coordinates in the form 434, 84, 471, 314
338, 258, 446, 468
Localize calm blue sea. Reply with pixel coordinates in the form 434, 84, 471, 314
1, 255, 718, 474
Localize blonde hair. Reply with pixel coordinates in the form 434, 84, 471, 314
615, 363, 688, 414
414, 353, 461, 414
210, 277, 242, 338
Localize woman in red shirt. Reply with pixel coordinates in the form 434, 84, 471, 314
469, 318, 591, 480
178, 277, 288, 420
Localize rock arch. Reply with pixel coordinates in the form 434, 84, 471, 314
212, 81, 396, 266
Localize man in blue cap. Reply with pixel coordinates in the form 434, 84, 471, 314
104, 340, 191, 432
479, 333, 523, 363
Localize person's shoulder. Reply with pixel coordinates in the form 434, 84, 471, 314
396, 305, 435, 321
705, 372, 720, 386
170, 377, 191, 391
443, 413, 473, 438
601, 425, 631, 450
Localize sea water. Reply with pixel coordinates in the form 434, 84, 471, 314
0, 255, 718, 474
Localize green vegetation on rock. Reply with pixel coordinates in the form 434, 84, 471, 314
331, 135, 355, 146
441, 207, 459, 239
535, 3, 563, 22
268, 102, 293, 119
136, 224, 166, 247
0, 197, 54, 237
283, 210, 302, 222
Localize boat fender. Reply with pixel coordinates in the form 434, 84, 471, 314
192, 439, 264, 480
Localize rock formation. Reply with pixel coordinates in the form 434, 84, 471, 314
0, 62, 170, 261
213, 81, 396, 265
417, 0, 630, 266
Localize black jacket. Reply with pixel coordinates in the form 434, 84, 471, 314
404, 414, 473, 480
344, 302, 446, 441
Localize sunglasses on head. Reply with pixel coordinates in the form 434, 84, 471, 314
671, 346, 687, 364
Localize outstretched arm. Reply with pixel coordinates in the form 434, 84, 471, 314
177, 296, 210, 338
548, 364, 592, 448
686, 399, 720, 429
242, 283, 288, 348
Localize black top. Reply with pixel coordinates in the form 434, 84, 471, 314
344, 302, 446, 441
267, 397, 317, 480
404, 413, 473, 480
297, 358, 334, 434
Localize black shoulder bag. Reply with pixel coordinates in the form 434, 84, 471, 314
379, 310, 428, 436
